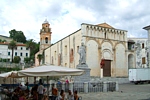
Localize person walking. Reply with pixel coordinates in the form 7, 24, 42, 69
37, 81, 45, 100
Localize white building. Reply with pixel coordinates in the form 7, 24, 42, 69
128, 38, 148, 68
0, 42, 30, 63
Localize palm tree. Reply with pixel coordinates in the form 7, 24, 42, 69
37, 54, 43, 65
8, 40, 17, 62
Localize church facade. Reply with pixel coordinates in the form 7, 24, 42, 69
35, 21, 129, 77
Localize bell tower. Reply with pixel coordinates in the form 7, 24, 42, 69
40, 19, 52, 50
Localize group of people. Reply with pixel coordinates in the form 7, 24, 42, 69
3, 80, 80, 100
3, 81, 47, 100
51, 87, 79, 100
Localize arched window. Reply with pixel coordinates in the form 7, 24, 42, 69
45, 37, 48, 43
70, 49, 74, 63
104, 32, 106, 39
142, 43, 144, 49
52, 56, 53, 65
58, 54, 61, 66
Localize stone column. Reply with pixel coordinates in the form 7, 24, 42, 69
101, 68, 103, 78
54, 83, 57, 88
74, 64, 91, 83
84, 82, 88, 93
103, 82, 107, 92
69, 82, 73, 92
115, 81, 119, 91
62, 82, 65, 91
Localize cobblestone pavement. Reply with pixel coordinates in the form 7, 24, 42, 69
79, 83, 150, 100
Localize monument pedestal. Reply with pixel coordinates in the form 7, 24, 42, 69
74, 64, 91, 83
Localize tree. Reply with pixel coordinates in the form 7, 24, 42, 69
37, 54, 43, 65
13, 56, 21, 63
24, 57, 31, 63
26, 39, 35, 55
9, 29, 26, 43
26, 39, 40, 62
8, 40, 17, 62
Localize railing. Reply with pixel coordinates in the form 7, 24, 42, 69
73, 83, 84, 92
107, 82, 116, 92
88, 82, 103, 92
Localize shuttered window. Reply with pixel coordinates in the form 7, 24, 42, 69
142, 57, 146, 64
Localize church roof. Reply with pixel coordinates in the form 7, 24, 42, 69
143, 25, 150, 30
97, 23, 115, 29
43, 19, 49, 24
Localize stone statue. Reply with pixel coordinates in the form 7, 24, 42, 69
78, 42, 86, 65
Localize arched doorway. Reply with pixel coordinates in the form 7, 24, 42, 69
102, 50, 112, 77
128, 54, 134, 68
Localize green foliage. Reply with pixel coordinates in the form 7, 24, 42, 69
0, 67, 21, 72
0, 39, 7, 43
24, 57, 31, 63
8, 29, 40, 64
26, 39, 40, 63
37, 54, 43, 65
8, 40, 17, 49
8, 40, 17, 62
9, 29, 26, 43
0, 58, 9, 62
13, 56, 21, 63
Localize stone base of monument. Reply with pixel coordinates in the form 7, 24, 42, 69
74, 64, 91, 83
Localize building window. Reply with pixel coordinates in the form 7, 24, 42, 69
8, 52, 10, 56
26, 53, 28, 57
26, 48, 28, 50
45, 37, 48, 43
15, 47, 17, 50
54, 51, 56, 60
15, 52, 17, 56
58, 54, 61, 66
65, 45, 67, 55
104, 32, 106, 38
52, 56, 53, 65
21, 47, 23, 50
70, 49, 74, 63
77, 46, 79, 52
65, 63, 67, 67
142, 43, 144, 49
20, 53, 22, 56
142, 57, 146, 64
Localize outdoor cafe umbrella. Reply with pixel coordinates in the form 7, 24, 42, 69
17, 65, 84, 96
17, 65, 84, 77
0, 71, 19, 78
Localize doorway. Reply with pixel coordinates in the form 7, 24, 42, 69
103, 60, 111, 77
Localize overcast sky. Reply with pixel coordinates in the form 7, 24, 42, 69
0, 0, 150, 43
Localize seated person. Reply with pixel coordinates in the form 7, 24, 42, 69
19, 91, 26, 100
58, 90, 65, 100
42, 95, 48, 100
67, 90, 74, 100
73, 90, 79, 100
29, 91, 38, 100
50, 87, 58, 100
52, 87, 58, 96
3, 87, 12, 98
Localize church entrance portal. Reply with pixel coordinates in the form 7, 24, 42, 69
103, 60, 111, 77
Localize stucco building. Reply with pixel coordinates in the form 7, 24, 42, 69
0, 42, 30, 63
128, 38, 148, 69
35, 20, 129, 77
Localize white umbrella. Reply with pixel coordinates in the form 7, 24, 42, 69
18, 65, 84, 77
0, 71, 19, 78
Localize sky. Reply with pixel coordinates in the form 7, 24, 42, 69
0, 0, 150, 43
